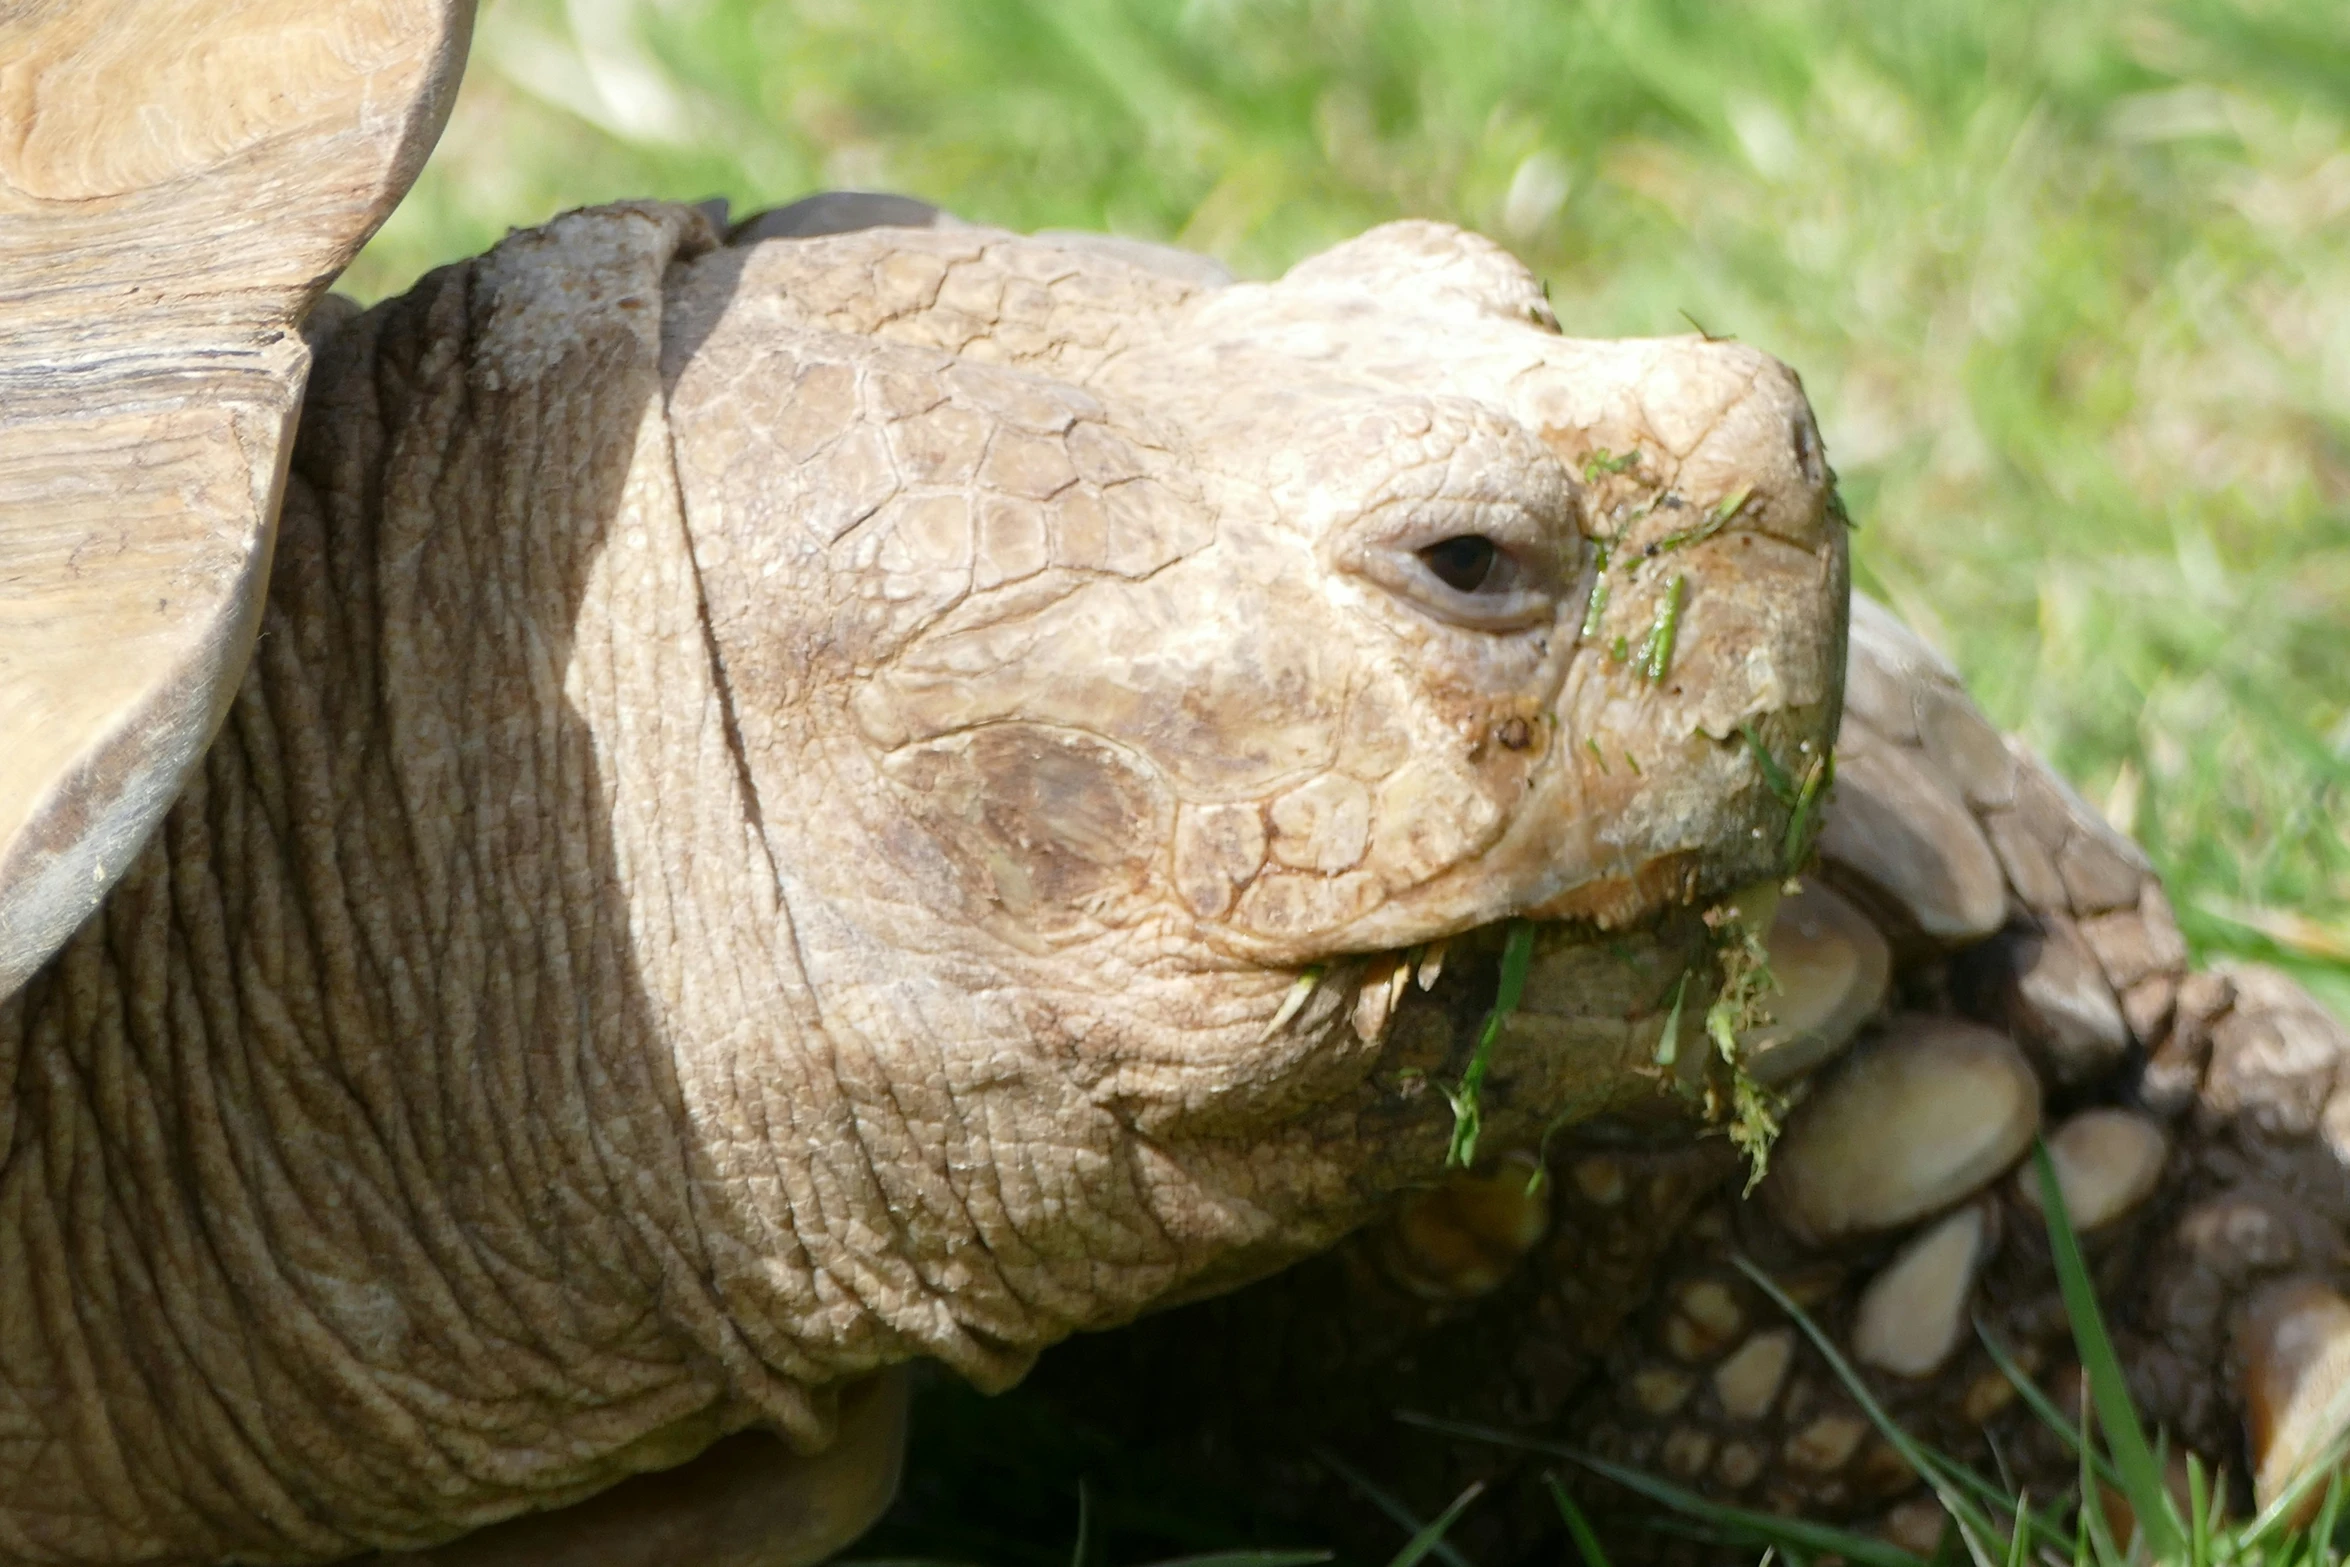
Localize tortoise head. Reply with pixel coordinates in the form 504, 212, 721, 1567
820, 223, 1848, 971
666, 215, 1847, 1272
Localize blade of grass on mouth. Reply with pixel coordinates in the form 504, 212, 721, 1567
1781, 751, 1832, 872
1739, 722, 1798, 807
1446, 920, 1537, 1169
2030, 1142, 2188, 1562
1397, 1413, 1921, 1567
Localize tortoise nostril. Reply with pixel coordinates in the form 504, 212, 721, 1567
1419, 534, 1498, 592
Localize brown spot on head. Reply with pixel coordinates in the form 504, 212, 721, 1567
882, 724, 1171, 940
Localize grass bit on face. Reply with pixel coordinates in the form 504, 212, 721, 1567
1258, 965, 1324, 1042
1578, 543, 1613, 641
1444, 919, 1537, 1170
1581, 446, 1641, 482
1639, 574, 1687, 682
1649, 484, 1753, 557
1665, 898, 1786, 1190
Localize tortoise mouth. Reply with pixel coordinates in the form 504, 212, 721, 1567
1357, 873, 1800, 1163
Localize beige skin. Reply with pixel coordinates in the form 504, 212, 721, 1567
0, 202, 1842, 1564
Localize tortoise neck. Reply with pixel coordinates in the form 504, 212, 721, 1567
0, 244, 854, 1562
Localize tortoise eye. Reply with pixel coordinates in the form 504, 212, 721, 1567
1418, 535, 1499, 593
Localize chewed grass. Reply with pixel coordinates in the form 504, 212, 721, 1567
1699, 902, 1786, 1188
361, 0, 2349, 1558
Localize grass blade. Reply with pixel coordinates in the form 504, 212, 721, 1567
2309, 1469, 2345, 1564
1544, 1474, 1615, 1567
2072, 1381, 2122, 1567
1397, 1413, 1921, 1567
2029, 1143, 2186, 1561
2237, 1363, 2350, 1545
1973, 1318, 2125, 1494
1781, 751, 1832, 873
1557, 1446, 1917, 1567
1384, 1482, 1485, 1567
1313, 1447, 1475, 1567
1655, 969, 1693, 1069
2243, 1433, 2350, 1551
1740, 722, 1798, 806
1729, 1257, 2015, 1567
1446, 920, 1536, 1168
2183, 1453, 2211, 1565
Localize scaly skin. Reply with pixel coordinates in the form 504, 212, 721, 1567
0, 203, 1843, 1564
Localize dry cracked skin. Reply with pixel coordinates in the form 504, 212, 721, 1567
0, 200, 1845, 1565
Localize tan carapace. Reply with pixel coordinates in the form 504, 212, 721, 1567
0, 0, 473, 999
0, 4, 1847, 1563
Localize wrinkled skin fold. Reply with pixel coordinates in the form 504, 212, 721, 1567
0, 203, 1842, 1564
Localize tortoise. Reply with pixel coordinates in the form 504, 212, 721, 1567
3, 6, 1841, 1561
1, 7, 2343, 1565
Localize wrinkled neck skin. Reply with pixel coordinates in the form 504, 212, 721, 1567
0, 202, 1838, 1564
0, 209, 775, 1565
0, 209, 1425, 1567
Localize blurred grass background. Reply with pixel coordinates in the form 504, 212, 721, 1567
355, 0, 2350, 1020
350, 0, 2350, 1556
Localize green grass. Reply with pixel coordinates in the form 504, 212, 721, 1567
356, 0, 2349, 1019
